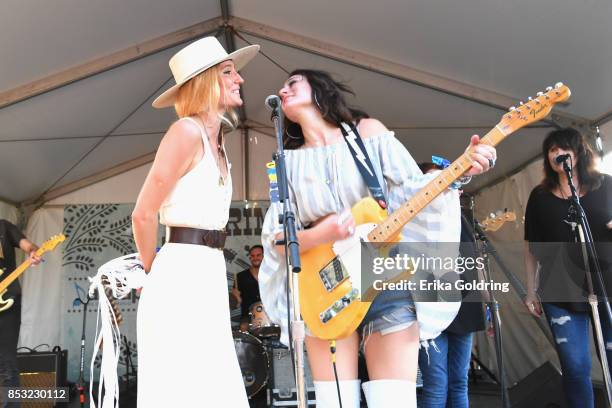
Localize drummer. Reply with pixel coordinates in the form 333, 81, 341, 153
232, 245, 264, 331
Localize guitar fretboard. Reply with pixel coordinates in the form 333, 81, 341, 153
0, 234, 65, 293
0, 254, 39, 292
367, 126, 506, 242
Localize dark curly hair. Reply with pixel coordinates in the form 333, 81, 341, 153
541, 127, 602, 192
282, 69, 369, 149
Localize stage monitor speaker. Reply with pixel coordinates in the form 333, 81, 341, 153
509, 361, 568, 408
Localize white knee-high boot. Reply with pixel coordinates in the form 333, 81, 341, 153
362, 379, 416, 408
314, 380, 361, 408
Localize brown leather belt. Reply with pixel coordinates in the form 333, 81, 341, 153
168, 226, 226, 250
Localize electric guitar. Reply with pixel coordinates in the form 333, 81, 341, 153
0, 234, 66, 312
481, 210, 517, 232
299, 83, 571, 340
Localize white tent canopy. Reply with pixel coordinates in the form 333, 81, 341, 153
1, 0, 611, 207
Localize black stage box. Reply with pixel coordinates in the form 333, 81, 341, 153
509, 361, 567, 408
17, 347, 68, 388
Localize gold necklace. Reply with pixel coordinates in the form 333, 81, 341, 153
200, 116, 227, 186
210, 130, 226, 187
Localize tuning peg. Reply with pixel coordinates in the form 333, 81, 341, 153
537, 92, 543, 96
509, 106, 516, 111
555, 82, 564, 88
489, 212, 495, 219
528, 96, 533, 101
546, 86, 553, 91
519, 101, 524, 105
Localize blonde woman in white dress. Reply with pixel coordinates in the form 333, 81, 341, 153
132, 37, 259, 407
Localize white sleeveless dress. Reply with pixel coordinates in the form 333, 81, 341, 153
137, 117, 248, 407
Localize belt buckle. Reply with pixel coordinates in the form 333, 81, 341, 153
201, 230, 212, 247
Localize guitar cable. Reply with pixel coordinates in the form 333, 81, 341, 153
329, 340, 343, 408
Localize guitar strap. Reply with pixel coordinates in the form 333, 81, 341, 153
339, 122, 388, 209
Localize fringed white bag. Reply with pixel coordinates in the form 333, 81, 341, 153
88, 253, 146, 408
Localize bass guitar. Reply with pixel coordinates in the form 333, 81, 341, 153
0, 234, 66, 312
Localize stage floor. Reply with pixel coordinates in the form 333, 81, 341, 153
63, 381, 504, 407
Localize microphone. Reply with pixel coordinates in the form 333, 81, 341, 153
265, 95, 281, 111
555, 154, 571, 164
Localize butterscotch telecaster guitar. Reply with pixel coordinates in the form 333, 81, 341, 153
0, 234, 65, 312
299, 84, 571, 340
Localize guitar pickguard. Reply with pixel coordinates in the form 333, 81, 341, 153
0, 269, 12, 312
0, 289, 14, 312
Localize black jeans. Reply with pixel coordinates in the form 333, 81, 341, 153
0, 296, 21, 408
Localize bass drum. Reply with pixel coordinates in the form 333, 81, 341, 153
233, 330, 270, 397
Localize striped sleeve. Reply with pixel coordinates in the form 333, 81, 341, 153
377, 133, 461, 243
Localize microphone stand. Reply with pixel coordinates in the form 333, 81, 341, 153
74, 292, 93, 408
269, 98, 307, 408
122, 334, 137, 397
462, 210, 558, 349
560, 158, 612, 406
466, 214, 510, 408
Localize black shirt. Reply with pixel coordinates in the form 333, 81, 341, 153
446, 213, 486, 334
236, 269, 261, 319
524, 174, 612, 311
0, 220, 25, 297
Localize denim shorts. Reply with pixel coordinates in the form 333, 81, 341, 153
358, 289, 417, 351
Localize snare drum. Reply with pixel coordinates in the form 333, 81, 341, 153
249, 301, 281, 339
233, 331, 269, 397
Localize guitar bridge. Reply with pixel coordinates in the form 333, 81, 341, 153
320, 288, 360, 324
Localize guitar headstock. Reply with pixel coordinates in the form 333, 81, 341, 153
38, 234, 66, 253
481, 210, 517, 232
497, 83, 571, 135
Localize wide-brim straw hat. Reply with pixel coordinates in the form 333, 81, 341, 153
152, 36, 259, 108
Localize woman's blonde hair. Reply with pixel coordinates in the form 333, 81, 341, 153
173, 63, 238, 128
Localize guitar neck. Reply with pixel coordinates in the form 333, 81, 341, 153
368, 126, 507, 242
0, 248, 44, 293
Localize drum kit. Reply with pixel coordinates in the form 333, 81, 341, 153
232, 301, 283, 398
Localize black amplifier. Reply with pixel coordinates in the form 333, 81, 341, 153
17, 348, 68, 388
